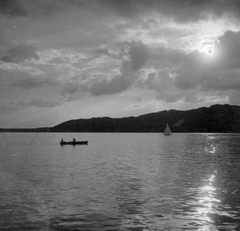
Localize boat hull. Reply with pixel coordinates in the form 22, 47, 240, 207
60, 141, 88, 145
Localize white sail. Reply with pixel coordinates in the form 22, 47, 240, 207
164, 123, 172, 136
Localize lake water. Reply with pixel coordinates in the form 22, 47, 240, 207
0, 133, 240, 230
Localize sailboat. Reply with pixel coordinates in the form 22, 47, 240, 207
163, 123, 172, 136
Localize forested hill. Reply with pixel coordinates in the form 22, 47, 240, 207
1, 104, 240, 133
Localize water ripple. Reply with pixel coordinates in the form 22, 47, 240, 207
0, 133, 240, 230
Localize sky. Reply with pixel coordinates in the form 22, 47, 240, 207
1, 0, 240, 128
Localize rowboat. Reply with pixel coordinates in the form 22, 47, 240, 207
60, 140, 88, 145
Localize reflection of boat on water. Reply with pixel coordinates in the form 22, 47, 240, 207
60, 140, 88, 145
163, 123, 172, 136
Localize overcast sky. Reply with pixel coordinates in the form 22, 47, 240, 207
1, 0, 240, 128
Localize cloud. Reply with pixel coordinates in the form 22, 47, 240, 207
173, 50, 204, 90
0, 0, 74, 18
214, 30, 240, 69
130, 29, 240, 104
102, 0, 240, 22
150, 45, 186, 69
139, 70, 171, 92
2, 0, 237, 24
16, 97, 60, 108
0, 0, 26, 17
11, 77, 59, 89
146, 70, 183, 103
142, 30, 240, 105
61, 82, 79, 98
1, 44, 39, 63
18, 97, 60, 108
87, 40, 150, 96
87, 60, 132, 96
156, 89, 200, 103
156, 91, 183, 103
94, 47, 120, 60
174, 30, 240, 92
203, 69, 240, 91
229, 90, 240, 105
0, 61, 43, 75
95, 47, 112, 57
127, 40, 150, 71
0, 97, 61, 113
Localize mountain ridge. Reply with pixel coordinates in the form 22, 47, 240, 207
1, 104, 240, 133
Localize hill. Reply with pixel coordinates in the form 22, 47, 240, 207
1, 104, 240, 133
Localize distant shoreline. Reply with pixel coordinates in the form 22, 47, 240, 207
1, 104, 240, 133
0, 130, 239, 134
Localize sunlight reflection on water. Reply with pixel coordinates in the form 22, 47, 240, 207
196, 172, 220, 230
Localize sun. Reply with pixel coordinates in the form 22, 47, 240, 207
196, 40, 215, 57
207, 49, 213, 55
199, 46, 214, 57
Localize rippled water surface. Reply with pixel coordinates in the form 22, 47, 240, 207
0, 133, 240, 230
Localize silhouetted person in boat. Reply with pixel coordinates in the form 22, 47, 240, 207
61, 139, 63, 143
73, 138, 76, 143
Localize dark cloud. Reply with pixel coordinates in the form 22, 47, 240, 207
183, 90, 200, 102
102, 0, 240, 22
0, 0, 77, 18
11, 77, 59, 89
127, 40, 150, 71
1, 44, 39, 63
60, 82, 79, 100
88, 59, 133, 96
94, 47, 118, 59
142, 71, 173, 92
0, 0, 26, 17
151, 45, 186, 69
139, 71, 184, 103
49, 41, 148, 99
87, 40, 150, 96
173, 50, 204, 90
2, 0, 239, 22
95, 48, 111, 56
0, 0, 109, 19
94, 41, 150, 67
214, 30, 240, 69
203, 70, 240, 91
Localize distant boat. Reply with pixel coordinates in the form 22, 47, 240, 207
60, 140, 88, 145
163, 123, 172, 136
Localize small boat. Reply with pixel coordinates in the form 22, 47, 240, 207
60, 140, 88, 145
163, 123, 172, 136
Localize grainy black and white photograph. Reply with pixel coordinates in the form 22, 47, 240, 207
1, 0, 240, 230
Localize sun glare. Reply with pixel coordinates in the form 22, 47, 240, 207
196, 39, 216, 58
207, 49, 213, 56
199, 46, 214, 57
